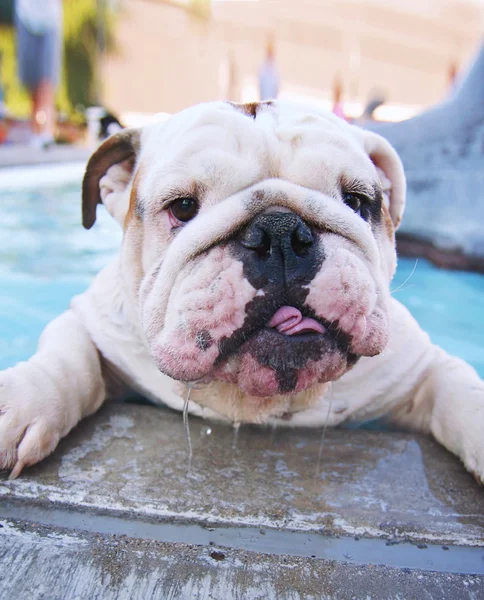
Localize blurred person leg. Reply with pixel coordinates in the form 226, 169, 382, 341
332, 75, 346, 120
258, 36, 279, 101
15, 0, 62, 148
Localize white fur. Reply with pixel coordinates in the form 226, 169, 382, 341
0, 101, 483, 482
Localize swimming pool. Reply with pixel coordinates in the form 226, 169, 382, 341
1, 173, 483, 378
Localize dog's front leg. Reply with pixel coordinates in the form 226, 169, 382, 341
391, 348, 484, 483
0, 310, 106, 478
427, 351, 484, 482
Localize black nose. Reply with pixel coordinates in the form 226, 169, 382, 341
236, 212, 320, 288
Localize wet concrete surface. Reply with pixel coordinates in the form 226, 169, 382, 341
1, 519, 483, 600
0, 402, 483, 598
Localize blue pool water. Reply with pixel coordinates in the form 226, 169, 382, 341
1, 180, 484, 378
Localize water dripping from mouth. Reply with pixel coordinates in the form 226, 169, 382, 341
270, 422, 278, 444
188, 378, 210, 390
183, 383, 193, 471
315, 382, 334, 478
182, 377, 210, 472
232, 422, 240, 450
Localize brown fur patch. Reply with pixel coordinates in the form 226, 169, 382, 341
381, 203, 395, 239
124, 165, 143, 229
122, 166, 146, 298
228, 101, 273, 119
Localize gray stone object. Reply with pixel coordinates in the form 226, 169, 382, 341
0, 402, 483, 598
366, 45, 484, 272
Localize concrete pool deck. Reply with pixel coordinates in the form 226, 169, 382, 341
0, 402, 483, 598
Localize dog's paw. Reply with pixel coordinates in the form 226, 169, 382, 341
0, 367, 63, 479
464, 455, 484, 486
460, 434, 484, 486
471, 471, 483, 486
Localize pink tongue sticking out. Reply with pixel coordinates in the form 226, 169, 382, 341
267, 306, 326, 336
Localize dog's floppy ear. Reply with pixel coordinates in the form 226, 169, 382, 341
362, 130, 406, 229
82, 128, 141, 229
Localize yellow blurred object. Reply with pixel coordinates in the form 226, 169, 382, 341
164, 0, 211, 19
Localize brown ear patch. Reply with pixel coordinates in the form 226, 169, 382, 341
228, 101, 273, 119
381, 203, 395, 239
82, 129, 140, 229
363, 131, 406, 230
124, 166, 144, 229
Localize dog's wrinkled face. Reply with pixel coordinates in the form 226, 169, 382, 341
83, 101, 406, 418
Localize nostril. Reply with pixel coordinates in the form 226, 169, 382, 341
291, 223, 314, 257
295, 223, 313, 245
240, 226, 271, 258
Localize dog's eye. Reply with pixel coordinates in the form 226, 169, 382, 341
169, 197, 199, 223
343, 192, 367, 218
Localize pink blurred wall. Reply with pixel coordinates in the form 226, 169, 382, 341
101, 0, 483, 116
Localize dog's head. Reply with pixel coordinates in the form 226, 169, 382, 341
82, 101, 405, 421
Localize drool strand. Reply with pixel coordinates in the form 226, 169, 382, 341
232, 422, 240, 451
315, 381, 333, 477
183, 383, 193, 471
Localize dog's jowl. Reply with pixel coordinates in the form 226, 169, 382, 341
1, 100, 483, 482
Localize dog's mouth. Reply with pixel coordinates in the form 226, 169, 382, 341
151, 284, 365, 398
213, 300, 359, 396
267, 305, 326, 336
217, 300, 350, 359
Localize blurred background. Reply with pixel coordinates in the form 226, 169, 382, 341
0, 0, 483, 380
100, 0, 483, 123
0, 0, 483, 133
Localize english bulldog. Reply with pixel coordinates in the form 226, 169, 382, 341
1, 101, 483, 481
